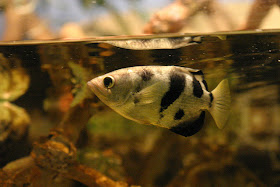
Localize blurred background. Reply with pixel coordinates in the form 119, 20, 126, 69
0, 0, 280, 40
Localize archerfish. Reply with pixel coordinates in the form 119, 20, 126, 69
87, 66, 231, 137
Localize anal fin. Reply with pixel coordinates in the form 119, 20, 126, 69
169, 111, 205, 137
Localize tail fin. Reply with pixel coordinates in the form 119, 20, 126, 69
209, 79, 231, 129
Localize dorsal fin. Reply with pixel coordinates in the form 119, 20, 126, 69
169, 111, 205, 137
189, 69, 204, 82
175, 66, 208, 91
175, 67, 204, 82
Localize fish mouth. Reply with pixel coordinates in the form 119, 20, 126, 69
87, 80, 106, 99
87, 81, 95, 90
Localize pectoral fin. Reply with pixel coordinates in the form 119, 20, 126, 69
133, 82, 162, 105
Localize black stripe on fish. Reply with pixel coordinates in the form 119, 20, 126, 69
209, 92, 214, 107
160, 72, 185, 113
140, 69, 154, 81
209, 93, 214, 103
170, 111, 205, 137
193, 76, 203, 98
202, 80, 208, 91
174, 109, 185, 120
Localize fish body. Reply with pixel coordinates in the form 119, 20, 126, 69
103, 36, 202, 50
87, 66, 230, 137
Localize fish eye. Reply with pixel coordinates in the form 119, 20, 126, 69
103, 76, 115, 89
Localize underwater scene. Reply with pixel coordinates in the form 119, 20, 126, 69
0, 0, 280, 187
0, 30, 279, 187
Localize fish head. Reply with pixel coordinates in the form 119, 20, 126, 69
87, 71, 134, 107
